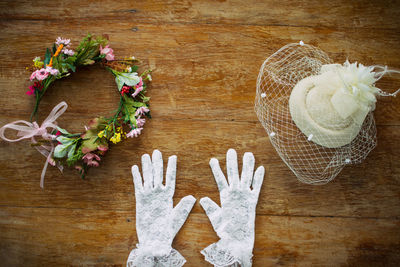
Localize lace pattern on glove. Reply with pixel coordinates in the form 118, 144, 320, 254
201, 243, 246, 267
128, 150, 196, 267
127, 247, 186, 267
200, 149, 264, 267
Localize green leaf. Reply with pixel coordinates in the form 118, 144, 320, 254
56, 136, 74, 144
67, 63, 76, 72
44, 48, 52, 65
68, 143, 77, 159
56, 127, 71, 135
132, 101, 145, 108
52, 56, 60, 70
142, 96, 151, 103
82, 59, 95, 65
131, 65, 139, 72
65, 56, 77, 64
54, 144, 68, 158
115, 76, 125, 91
130, 115, 137, 127
52, 43, 57, 54
122, 95, 139, 125
115, 73, 140, 90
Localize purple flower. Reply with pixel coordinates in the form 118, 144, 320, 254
126, 128, 143, 138
55, 37, 71, 47
135, 106, 150, 116
45, 66, 59, 76
62, 48, 75, 56
131, 86, 143, 98
136, 117, 146, 127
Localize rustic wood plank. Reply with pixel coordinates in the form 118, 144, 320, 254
0, 1, 399, 265
0, 207, 399, 266
0, 21, 399, 125
1, 0, 399, 30
0, 118, 399, 219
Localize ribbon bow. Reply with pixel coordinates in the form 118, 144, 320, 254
0, 101, 68, 188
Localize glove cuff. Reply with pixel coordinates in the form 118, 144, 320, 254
127, 245, 186, 267
201, 242, 253, 267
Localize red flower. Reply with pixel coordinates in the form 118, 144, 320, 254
26, 82, 44, 96
121, 85, 131, 96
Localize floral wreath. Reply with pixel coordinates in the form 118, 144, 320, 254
0, 34, 152, 187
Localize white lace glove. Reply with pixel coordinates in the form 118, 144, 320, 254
200, 149, 265, 267
127, 150, 196, 267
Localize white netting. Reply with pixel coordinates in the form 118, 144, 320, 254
255, 43, 379, 185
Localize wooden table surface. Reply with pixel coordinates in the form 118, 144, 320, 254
1, 1, 400, 266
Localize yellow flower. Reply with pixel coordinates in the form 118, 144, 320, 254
33, 57, 44, 69
110, 133, 121, 144
98, 130, 105, 138
34, 61, 44, 69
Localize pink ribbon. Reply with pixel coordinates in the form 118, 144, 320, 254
0, 101, 68, 188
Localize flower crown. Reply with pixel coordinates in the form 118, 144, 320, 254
0, 34, 152, 187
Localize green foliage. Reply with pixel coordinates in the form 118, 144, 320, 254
81, 118, 109, 154
142, 96, 151, 103
75, 34, 108, 66
115, 72, 141, 91
44, 48, 51, 65
66, 146, 84, 167
54, 136, 76, 158
122, 95, 138, 125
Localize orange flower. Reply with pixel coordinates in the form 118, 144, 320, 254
48, 44, 64, 67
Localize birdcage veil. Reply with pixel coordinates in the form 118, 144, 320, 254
255, 43, 378, 184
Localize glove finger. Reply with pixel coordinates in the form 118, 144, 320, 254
252, 166, 265, 197
131, 165, 143, 194
165, 155, 177, 192
171, 195, 196, 237
141, 153, 153, 190
226, 148, 239, 188
152, 149, 164, 188
200, 197, 222, 231
209, 158, 228, 192
240, 152, 255, 189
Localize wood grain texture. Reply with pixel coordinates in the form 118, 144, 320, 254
0, 0, 399, 266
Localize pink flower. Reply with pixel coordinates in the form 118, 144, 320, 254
75, 165, 83, 171
131, 77, 144, 97
131, 86, 143, 98
45, 66, 59, 76
135, 106, 150, 116
100, 45, 115, 61
98, 145, 108, 152
126, 128, 143, 138
97, 145, 109, 155
62, 48, 75, 56
26, 82, 43, 95
82, 152, 101, 167
136, 78, 143, 88
30, 69, 49, 81
26, 86, 35, 95
136, 117, 146, 127
30, 71, 37, 81
55, 37, 71, 47
83, 153, 101, 161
